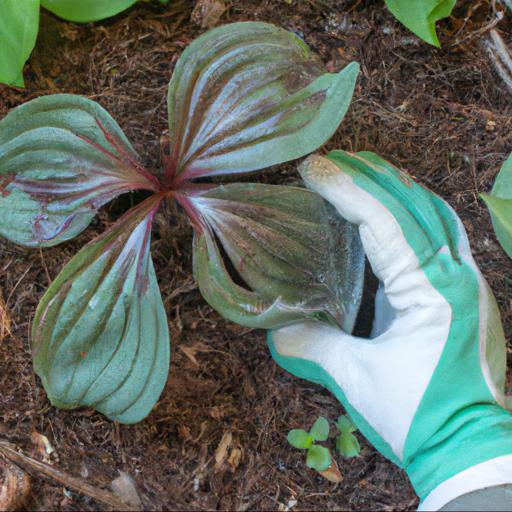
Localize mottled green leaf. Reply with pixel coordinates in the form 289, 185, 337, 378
336, 432, 360, 458
0, 0, 40, 87
191, 183, 364, 331
32, 196, 170, 424
287, 429, 313, 449
40, 0, 138, 22
165, 22, 358, 184
306, 445, 331, 472
0, 94, 160, 247
309, 416, 329, 442
385, 0, 456, 47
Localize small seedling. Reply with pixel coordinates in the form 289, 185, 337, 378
287, 416, 331, 472
335, 415, 360, 458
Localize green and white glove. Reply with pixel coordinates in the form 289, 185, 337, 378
268, 151, 512, 510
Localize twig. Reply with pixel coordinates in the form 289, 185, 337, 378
449, 10, 504, 48
0, 440, 139, 511
483, 29, 512, 95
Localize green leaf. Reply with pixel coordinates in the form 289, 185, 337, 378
32, 196, 170, 424
165, 22, 359, 183
191, 183, 365, 331
309, 416, 329, 442
481, 154, 512, 259
0, 94, 160, 247
384, 0, 456, 47
287, 429, 313, 449
40, 0, 138, 22
335, 415, 356, 434
0, 0, 40, 87
336, 432, 361, 458
306, 445, 331, 472
481, 194, 512, 259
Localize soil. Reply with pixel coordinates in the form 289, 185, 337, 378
1, 0, 511, 510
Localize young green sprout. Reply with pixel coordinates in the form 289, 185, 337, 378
287, 416, 331, 472
335, 415, 361, 458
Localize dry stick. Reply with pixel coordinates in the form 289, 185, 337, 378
0, 440, 139, 511
484, 29, 512, 95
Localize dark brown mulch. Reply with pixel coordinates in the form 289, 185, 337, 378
1, 0, 511, 510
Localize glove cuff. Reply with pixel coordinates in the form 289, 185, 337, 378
405, 404, 512, 502
418, 456, 512, 511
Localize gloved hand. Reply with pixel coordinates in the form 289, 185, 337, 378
268, 150, 512, 511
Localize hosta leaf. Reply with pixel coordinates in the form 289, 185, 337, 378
482, 153, 512, 259
166, 22, 359, 184
40, 0, 138, 22
306, 445, 331, 472
32, 196, 170, 424
191, 182, 364, 331
0, 0, 40, 87
309, 416, 330, 442
287, 429, 313, 450
0, 94, 160, 247
384, 0, 456, 47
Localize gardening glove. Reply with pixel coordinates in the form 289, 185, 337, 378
267, 151, 512, 511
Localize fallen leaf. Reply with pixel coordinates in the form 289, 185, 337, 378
214, 432, 232, 471
110, 472, 142, 509
31, 432, 54, 463
191, 0, 226, 28
0, 293, 11, 341
227, 447, 242, 472
318, 460, 343, 483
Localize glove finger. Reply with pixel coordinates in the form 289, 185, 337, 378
299, 151, 463, 311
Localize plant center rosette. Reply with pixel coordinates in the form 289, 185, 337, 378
0, 22, 364, 423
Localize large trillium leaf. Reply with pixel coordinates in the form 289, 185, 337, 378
166, 22, 359, 184
0, 94, 160, 247
482, 153, 512, 259
0, 0, 40, 87
40, 0, 138, 22
32, 195, 170, 424
191, 183, 364, 331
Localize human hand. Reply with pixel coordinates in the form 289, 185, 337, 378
268, 151, 512, 510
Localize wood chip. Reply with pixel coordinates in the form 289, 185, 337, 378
0, 458, 30, 511
191, 0, 226, 28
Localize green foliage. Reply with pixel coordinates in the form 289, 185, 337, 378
0, 0, 39, 87
335, 415, 361, 458
192, 183, 364, 331
40, 0, 138, 23
0, 23, 360, 423
32, 198, 169, 424
287, 416, 332, 471
481, 154, 512, 259
306, 445, 332, 471
384, 0, 456, 47
309, 416, 330, 442
0, 0, 169, 87
287, 429, 313, 449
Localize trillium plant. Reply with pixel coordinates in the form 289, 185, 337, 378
0, 22, 365, 423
